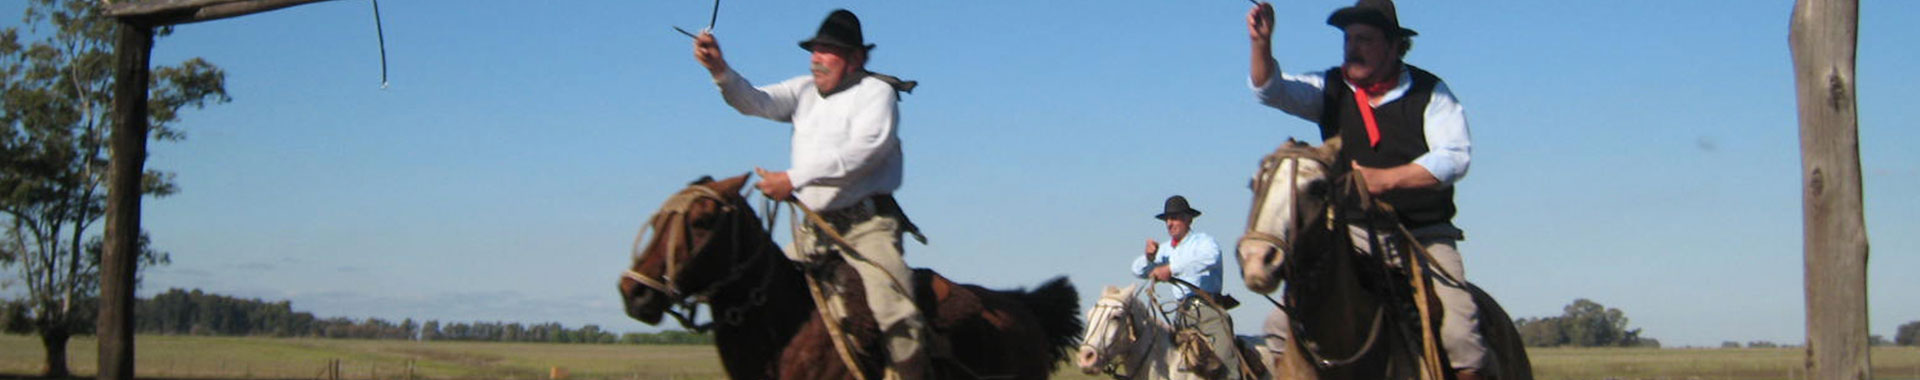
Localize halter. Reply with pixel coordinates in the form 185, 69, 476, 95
1082, 285, 1157, 380
623, 183, 770, 331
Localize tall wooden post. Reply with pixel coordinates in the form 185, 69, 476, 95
100, 20, 154, 380
1789, 1, 1869, 380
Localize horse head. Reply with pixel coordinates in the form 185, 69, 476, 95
1076, 283, 1148, 374
619, 173, 756, 325
1238, 137, 1343, 294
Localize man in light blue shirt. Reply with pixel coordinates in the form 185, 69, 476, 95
1133, 195, 1224, 300
1132, 195, 1238, 379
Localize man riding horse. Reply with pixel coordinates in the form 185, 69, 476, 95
1244, 0, 1487, 379
1131, 196, 1240, 379
691, 9, 929, 380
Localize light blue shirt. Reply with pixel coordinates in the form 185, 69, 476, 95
1131, 231, 1224, 300
1251, 65, 1471, 185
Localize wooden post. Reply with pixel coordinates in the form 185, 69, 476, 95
99, 19, 154, 380
1789, 1, 1870, 380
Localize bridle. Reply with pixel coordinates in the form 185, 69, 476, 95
622, 183, 772, 331
1081, 286, 1157, 380
1239, 141, 1335, 280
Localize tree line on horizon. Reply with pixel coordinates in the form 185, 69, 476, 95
1515, 298, 1920, 349
2, 288, 709, 345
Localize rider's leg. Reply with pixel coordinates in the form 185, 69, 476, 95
1413, 225, 1488, 378
1262, 310, 1318, 380
843, 212, 930, 380
1347, 224, 1488, 377
1182, 297, 1240, 380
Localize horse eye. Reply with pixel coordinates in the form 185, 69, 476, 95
691, 214, 718, 229
1306, 180, 1329, 197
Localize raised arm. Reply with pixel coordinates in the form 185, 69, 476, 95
1247, 3, 1330, 122
696, 31, 806, 122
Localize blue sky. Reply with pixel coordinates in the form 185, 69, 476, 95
1, 1, 1914, 347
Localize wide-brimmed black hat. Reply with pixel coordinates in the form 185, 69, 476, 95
1327, 0, 1418, 37
1155, 195, 1203, 220
798, 9, 876, 52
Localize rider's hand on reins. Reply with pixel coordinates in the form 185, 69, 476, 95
753, 167, 794, 201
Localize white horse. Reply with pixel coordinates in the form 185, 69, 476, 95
1077, 283, 1271, 380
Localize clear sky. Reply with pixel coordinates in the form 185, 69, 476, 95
1, 1, 1913, 347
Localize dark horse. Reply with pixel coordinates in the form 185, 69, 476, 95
1235, 138, 1532, 380
618, 175, 1082, 379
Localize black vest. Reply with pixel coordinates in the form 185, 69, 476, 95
1320, 65, 1455, 228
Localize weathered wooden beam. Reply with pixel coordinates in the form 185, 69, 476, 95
1790, 1, 1869, 380
98, 20, 153, 380
105, 0, 335, 26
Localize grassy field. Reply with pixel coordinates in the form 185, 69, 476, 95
4, 334, 1920, 380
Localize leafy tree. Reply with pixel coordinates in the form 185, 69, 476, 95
1512, 298, 1653, 347
1721, 341, 1740, 349
0, 0, 228, 375
1898, 320, 1920, 347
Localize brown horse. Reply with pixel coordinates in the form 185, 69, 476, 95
618, 175, 1082, 380
1235, 139, 1532, 380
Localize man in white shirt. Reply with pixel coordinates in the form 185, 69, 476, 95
1246, 0, 1486, 379
693, 9, 928, 380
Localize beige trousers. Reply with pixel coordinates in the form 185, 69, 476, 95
791, 202, 928, 380
1347, 224, 1484, 371
1178, 296, 1241, 380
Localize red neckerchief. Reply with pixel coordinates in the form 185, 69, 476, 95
1346, 76, 1398, 147
1170, 235, 1183, 248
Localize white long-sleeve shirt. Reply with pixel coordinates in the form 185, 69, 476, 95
1251, 65, 1471, 185
715, 69, 903, 211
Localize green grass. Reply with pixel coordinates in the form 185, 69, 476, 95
4, 334, 1920, 380
0, 334, 722, 379
1527, 346, 1920, 380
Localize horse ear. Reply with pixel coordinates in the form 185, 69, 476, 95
1319, 136, 1344, 160
689, 175, 716, 186
1103, 285, 1119, 297
712, 173, 751, 195
1321, 136, 1344, 152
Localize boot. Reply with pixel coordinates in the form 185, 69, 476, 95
1455, 368, 1489, 380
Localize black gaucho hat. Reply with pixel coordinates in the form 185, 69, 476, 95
1155, 195, 1203, 220
798, 9, 876, 52
1327, 0, 1419, 37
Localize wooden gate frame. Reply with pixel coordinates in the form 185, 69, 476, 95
97, 1, 334, 379
91, 1, 1873, 380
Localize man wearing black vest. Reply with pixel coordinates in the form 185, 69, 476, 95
1246, 0, 1486, 379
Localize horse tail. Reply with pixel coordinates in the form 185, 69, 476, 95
1015, 276, 1082, 366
